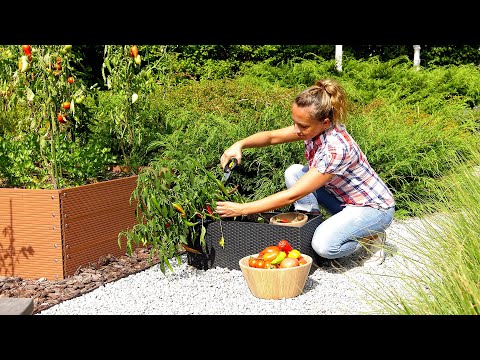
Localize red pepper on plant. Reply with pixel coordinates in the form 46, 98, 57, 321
129, 45, 138, 58
21, 45, 32, 61
57, 112, 66, 123
206, 203, 213, 215
21, 45, 31, 55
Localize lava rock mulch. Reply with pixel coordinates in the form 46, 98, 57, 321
0, 247, 161, 314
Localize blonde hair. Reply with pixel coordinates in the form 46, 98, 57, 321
294, 78, 348, 127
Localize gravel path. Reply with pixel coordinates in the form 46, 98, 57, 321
38, 217, 427, 315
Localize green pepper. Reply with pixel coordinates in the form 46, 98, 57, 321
151, 194, 162, 213
206, 171, 229, 197
183, 220, 198, 227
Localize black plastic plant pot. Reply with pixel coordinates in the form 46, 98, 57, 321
186, 212, 324, 271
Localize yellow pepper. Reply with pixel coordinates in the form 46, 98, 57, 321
172, 203, 186, 217
287, 249, 301, 259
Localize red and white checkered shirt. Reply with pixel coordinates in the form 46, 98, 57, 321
304, 125, 395, 210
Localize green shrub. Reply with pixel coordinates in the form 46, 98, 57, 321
141, 58, 480, 217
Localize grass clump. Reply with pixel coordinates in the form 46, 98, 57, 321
363, 146, 480, 315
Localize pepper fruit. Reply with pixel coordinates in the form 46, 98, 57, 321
277, 239, 293, 253
183, 220, 198, 227
172, 203, 186, 217
130, 45, 139, 58
61, 45, 72, 54
206, 204, 213, 215
287, 249, 301, 259
298, 256, 308, 265
18, 56, 29, 72
57, 112, 66, 124
270, 251, 287, 265
21, 45, 32, 61
134, 54, 142, 65
21, 45, 31, 56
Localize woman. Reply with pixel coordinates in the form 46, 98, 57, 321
215, 79, 395, 266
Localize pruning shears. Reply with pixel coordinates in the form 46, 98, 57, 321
222, 158, 238, 183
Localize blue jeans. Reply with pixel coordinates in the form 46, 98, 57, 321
285, 164, 395, 259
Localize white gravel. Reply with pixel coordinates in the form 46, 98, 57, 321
37, 217, 431, 315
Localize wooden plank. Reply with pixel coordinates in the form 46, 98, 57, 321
0, 188, 63, 280
60, 176, 137, 216
1, 177, 140, 280
61, 176, 139, 277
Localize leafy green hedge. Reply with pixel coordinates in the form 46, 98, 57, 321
136, 57, 480, 218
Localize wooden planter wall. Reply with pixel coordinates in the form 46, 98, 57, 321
0, 176, 138, 281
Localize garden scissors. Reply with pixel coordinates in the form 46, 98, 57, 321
222, 158, 238, 183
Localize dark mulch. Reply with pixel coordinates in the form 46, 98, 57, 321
0, 247, 162, 314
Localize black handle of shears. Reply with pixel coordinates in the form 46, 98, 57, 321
223, 158, 238, 173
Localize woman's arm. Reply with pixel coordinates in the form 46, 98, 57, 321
215, 168, 334, 217
220, 125, 299, 169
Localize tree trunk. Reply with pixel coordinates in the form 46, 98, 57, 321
413, 45, 421, 70
335, 45, 343, 72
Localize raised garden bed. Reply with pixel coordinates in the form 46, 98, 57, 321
0, 175, 139, 281
186, 212, 324, 271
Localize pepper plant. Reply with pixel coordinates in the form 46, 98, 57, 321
118, 154, 246, 273
1, 45, 92, 188
100, 45, 163, 170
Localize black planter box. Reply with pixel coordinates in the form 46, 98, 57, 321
186, 212, 324, 271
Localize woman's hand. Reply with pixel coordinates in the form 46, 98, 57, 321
215, 201, 245, 218
220, 142, 243, 169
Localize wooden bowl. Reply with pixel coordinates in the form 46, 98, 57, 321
269, 212, 308, 227
239, 254, 313, 299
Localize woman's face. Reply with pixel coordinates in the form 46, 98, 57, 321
291, 103, 330, 140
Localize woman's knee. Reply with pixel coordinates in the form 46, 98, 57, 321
311, 235, 338, 259
310, 216, 358, 259
311, 240, 337, 259
311, 241, 329, 258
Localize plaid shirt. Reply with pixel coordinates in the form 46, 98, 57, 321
304, 125, 395, 210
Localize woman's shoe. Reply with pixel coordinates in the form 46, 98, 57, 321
362, 232, 386, 267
